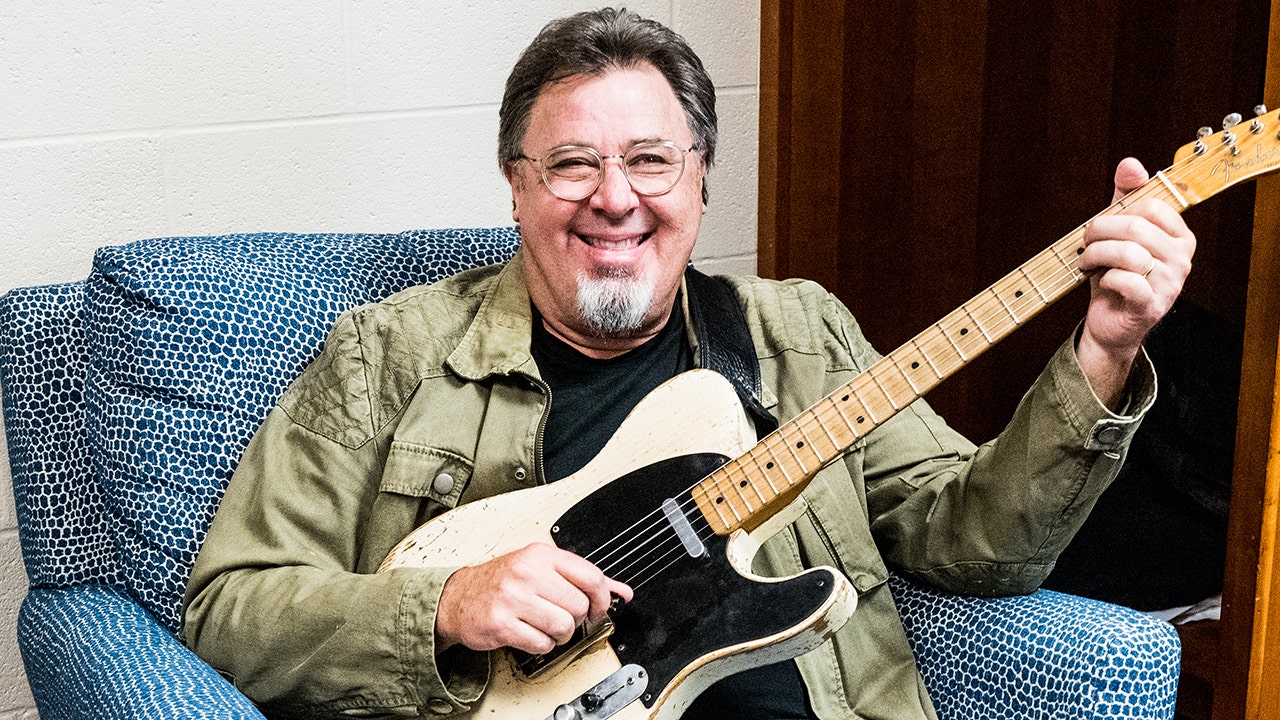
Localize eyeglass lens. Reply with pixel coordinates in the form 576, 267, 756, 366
540, 142, 687, 200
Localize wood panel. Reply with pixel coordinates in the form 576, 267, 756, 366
760, 0, 1276, 717
1229, 7, 1280, 717
760, 0, 1269, 442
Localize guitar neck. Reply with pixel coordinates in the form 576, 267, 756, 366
691, 139, 1253, 535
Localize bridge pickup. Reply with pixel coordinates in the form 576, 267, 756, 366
542, 664, 648, 720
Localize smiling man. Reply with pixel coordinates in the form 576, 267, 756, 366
183, 8, 1195, 720
506, 59, 706, 358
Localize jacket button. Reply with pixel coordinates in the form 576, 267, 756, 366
432, 472, 455, 495
514, 467, 528, 481
1095, 426, 1123, 445
427, 698, 452, 715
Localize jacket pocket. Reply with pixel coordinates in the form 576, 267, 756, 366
796, 458, 890, 594
379, 440, 474, 510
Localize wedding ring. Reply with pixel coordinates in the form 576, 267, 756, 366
1142, 258, 1156, 279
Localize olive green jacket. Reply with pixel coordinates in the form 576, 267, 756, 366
182, 251, 1154, 719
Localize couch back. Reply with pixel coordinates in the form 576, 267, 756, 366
1, 228, 521, 634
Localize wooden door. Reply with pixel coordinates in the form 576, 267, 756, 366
759, 0, 1277, 717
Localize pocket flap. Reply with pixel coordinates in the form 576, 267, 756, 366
380, 441, 474, 508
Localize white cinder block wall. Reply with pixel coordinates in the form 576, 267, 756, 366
0, 2, 761, 715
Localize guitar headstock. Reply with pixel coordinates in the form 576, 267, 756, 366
1169, 105, 1280, 203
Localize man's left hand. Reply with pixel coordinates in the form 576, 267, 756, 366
1076, 157, 1196, 408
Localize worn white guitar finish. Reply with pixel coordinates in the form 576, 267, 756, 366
381, 369, 858, 720
381, 108, 1280, 720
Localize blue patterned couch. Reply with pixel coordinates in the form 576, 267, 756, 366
0, 228, 1180, 719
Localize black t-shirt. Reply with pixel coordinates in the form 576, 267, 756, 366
529, 302, 817, 720
530, 302, 693, 482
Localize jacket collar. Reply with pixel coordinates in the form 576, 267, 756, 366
446, 250, 708, 384
446, 250, 542, 382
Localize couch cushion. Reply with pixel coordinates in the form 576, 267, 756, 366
0, 282, 121, 588
82, 228, 520, 633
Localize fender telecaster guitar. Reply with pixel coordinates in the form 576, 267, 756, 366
381, 107, 1280, 720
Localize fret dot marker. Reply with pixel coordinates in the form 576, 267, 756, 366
856, 416, 865, 423
766, 462, 775, 469
1015, 290, 1023, 298
715, 497, 724, 504
1076, 247, 1084, 255
796, 441, 805, 448
960, 328, 969, 335
911, 361, 920, 369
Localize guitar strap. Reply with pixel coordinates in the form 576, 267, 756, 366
684, 266, 779, 439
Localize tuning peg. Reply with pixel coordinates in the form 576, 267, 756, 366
1194, 126, 1213, 155
1251, 105, 1269, 134
1221, 113, 1242, 152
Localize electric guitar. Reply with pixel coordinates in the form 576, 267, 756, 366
381, 107, 1280, 720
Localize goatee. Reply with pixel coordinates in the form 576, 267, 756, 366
576, 267, 655, 336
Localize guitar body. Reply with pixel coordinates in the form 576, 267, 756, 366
381, 369, 858, 720
378, 107, 1280, 719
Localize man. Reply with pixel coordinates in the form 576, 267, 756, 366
182, 8, 1194, 720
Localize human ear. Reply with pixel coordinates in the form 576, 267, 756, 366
503, 163, 523, 222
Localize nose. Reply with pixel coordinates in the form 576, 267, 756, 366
588, 157, 640, 215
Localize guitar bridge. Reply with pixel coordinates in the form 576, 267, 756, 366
513, 618, 615, 678
541, 664, 648, 720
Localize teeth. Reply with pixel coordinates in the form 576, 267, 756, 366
578, 233, 645, 248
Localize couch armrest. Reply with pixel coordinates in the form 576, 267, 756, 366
18, 584, 265, 720
890, 575, 1180, 720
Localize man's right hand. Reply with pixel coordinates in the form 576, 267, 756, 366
434, 542, 634, 655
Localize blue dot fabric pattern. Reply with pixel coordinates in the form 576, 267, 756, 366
19, 584, 266, 718
81, 228, 520, 634
0, 225, 1182, 719
0, 282, 121, 590
889, 574, 1180, 719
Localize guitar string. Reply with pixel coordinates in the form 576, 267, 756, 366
588, 145, 1210, 587
590, 209, 1166, 590
577, 143, 1222, 589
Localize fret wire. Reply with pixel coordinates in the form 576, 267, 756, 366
1017, 265, 1051, 304
747, 449, 783, 495
827, 393, 861, 438
1049, 241, 1084, 282
852, 383, 881, 424
989, 286, 1021, 324
731, 457, 769, 505
810, 404, 842, 451
713, 472, 752, 516
1032, 255, 1072, 295
793, 418, 825, 465
764, 438, 798, 486
910, 338, 944, 379
960, 304, 993, 343
868, 367, 901, 410
936, 321, 969, 362
695, 482, 733, 529
722, 497, 745, 522
888, 354, 921, 395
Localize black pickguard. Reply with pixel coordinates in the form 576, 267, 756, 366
550, 453, 836, 708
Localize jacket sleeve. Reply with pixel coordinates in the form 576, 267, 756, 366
848, 314, 1157, 597
181, 321, 488, 718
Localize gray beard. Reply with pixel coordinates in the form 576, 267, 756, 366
576, 269, 655, 336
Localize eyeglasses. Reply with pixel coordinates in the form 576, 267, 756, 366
517, 141, 699, 201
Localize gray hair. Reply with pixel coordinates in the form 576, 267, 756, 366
498, 7, 717, 203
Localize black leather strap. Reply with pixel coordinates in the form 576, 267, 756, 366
684, 267, 778, 438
